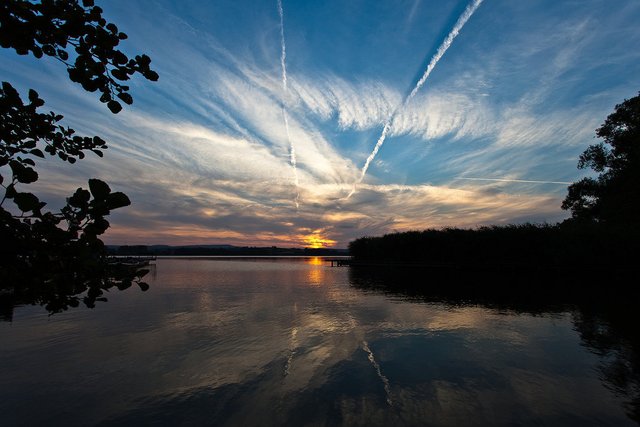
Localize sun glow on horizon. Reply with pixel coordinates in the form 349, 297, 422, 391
303, 234, 337, 249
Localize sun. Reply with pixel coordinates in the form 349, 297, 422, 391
303, 234, 336, 249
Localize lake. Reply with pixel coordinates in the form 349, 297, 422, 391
1, 257, 638, 426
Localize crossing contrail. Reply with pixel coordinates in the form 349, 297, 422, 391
347, 0, 484, 199
456, 177, 572, 185
283, 327, 298, 377
362, 340, 393, 406
278, 0, 300, 209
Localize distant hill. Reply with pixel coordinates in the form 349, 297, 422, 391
106, 244, 348, 256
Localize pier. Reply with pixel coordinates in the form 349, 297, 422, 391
108, 255, 157, 267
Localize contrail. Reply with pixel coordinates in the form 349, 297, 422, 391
347, 0, 484, 199
408, 0, 483, 100
278, 0, 300, 209
456, 177, 572, 185
347, 122, 391, 198
283, 327, 298, 377
362, 340, 393, 406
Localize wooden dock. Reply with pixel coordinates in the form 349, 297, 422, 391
329, 258, 352, 267
108, 255, 157, 267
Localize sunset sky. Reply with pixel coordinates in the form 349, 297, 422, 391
1, 0, 639, 248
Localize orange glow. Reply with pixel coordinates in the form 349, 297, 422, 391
307, 267, 323, 285
104, 214, 341, 249
305, 257, 325, 284
306, 257, 323, 266
303, 234, 336, 249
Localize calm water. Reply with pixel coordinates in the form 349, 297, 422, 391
1, 257, 638, 426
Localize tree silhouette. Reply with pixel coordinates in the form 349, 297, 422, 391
0, 0, 158, 312
562, 92, 640, 223
0, 0, 158, 112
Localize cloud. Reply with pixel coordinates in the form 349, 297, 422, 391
391, 92, 496, 140
291, 76, 400, 131
495, 107, 597, 148
6, 44, 577, 248
97, 176, 567, 247
5, 0, 638, 248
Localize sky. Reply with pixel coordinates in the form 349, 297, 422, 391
1, 0, 639, 248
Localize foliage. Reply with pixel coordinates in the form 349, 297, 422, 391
0, 0, 158, 312
562, 92, 640, 223
0, 82, 146, 311
0, 0, 158, 113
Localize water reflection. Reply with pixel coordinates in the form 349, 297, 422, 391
350, 266, 640, 425
0, 262, 151, 318
304, 256, 327, 285
305, 256, 324, 266
306, 268, 324, 287
574, 305, 640, 424
0, 258, 638, 426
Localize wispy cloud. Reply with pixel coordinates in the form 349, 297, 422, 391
456, 178, 571, 185
5, 0, 639, 247
348, 0, 484, 197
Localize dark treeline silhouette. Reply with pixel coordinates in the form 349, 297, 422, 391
109, 245, 348, 257
349, 267, 640, 424
348, 223, 638, 274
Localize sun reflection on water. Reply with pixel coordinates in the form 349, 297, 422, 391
307, 267, 324, 285
305, 257, 325, 285
306, 257, 323, 266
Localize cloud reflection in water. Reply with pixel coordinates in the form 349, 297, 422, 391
0, 258, 637, 426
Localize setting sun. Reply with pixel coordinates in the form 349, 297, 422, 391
303, 234, 337, 249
